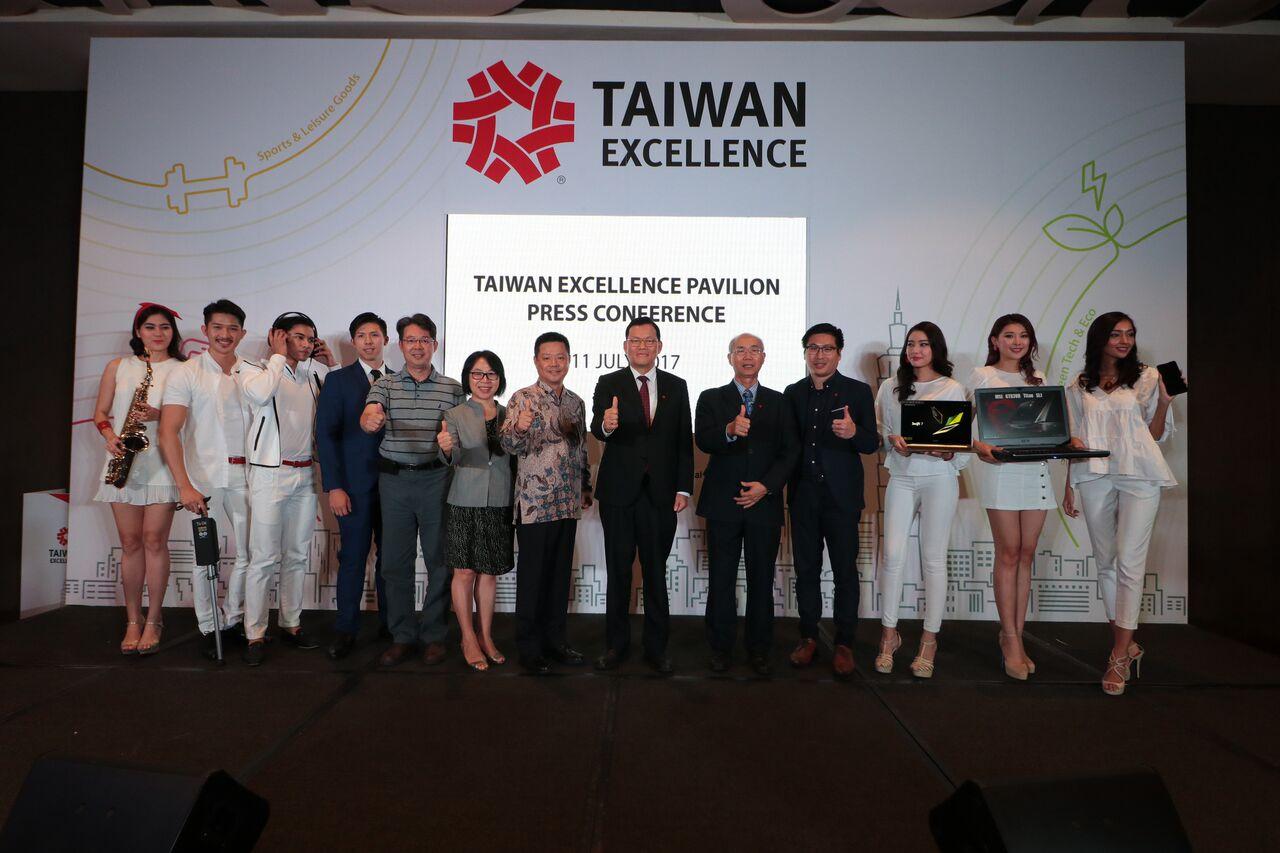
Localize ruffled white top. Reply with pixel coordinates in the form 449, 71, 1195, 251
1065, 365, 1176, 487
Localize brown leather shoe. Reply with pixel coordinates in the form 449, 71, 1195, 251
789, 638, 818, 668
832, 644, 856, 678
422, 642, 448, 665
378, 642, 416, 667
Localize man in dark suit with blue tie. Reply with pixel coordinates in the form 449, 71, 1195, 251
695, 333, 799, 676
316, 312, 393, 659
590, 317, 694, 674
783, 322, 879, 678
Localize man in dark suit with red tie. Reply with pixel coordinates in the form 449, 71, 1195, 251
315, 312, 393, 660
590, 317, 694, 674
783, 322, 879, 678
695, 333, 799, 675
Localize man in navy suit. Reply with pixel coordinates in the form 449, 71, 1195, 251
695, 333, 799, 676
590, 317, 694, 674
783, 322, 879, 678
316, 312, 393, 659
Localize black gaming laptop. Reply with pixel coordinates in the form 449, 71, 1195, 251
972, 386, 1109, 462
900, 399, 973, 452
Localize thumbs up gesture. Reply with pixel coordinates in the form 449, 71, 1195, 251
728, 403, 751, 438
436, 418, 454, 455
514, 403, 536, 434
360, 402, 386, 434
831, 404, 857, 439
602, 396, 620, 432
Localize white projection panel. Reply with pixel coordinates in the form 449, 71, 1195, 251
444, 215, 807, 399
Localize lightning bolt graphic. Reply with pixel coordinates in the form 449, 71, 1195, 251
1081, 160, 1107, 211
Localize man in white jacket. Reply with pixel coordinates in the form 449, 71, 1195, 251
238, 312, 332, 665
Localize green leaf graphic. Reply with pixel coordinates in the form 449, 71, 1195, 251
1103, 203, 1125, 239
1042, 214, 1112, 252
935, 411, 965, 435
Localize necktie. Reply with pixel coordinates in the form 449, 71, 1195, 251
370, 369, 382, 381
742, 387, 754, 417
638, 375, 652, 429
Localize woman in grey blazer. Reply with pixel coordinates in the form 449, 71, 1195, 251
439, 350, 516, 671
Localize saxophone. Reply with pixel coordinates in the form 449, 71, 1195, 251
104, 354, 154, 488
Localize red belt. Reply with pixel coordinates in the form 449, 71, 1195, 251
228, 456, 246, 465
282, 459, 313, 468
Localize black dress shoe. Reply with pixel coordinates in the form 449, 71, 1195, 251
520, 655, 553, 675
221, 624, 247, 646
644, 654, 674, 675
243, 641, 265, 667
547, 645, 585, 666
327, 632, 356, 660
749, 654, 772, 677
709, 651, 731, 673
594, 649, 626, 671
279, 628, 319, 650
378, 642, 417, 667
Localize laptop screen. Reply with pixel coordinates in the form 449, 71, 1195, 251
973, 386, 1070, 448
901, 400, 973, 447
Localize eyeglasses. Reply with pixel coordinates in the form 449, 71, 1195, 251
625, 338, 659, 348
469, 371, 499, 381
732, 346, 764, 356
804, 344, 838, 355
402, 337, 436, 347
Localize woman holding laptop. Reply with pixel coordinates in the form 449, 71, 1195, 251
969, 314, 1053, 681
1063, 312, 1177, 696
874, 321, 969, 678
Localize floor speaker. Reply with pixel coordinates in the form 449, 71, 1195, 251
0, 757, 269, 852
929, 768, 1191, 852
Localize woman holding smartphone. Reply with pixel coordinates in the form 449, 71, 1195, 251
1063, 312, 1176, 696
874, 321, 969, 678
969, 314, 1052, 680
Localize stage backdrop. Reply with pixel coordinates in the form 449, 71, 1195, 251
68, 39, 1188, 625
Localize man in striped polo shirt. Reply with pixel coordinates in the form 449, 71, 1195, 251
360, 313, 465, 667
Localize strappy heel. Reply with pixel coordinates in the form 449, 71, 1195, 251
462, 638, 489, 672
910, 637, 937, 679
120, 620, 142, 656
1126, 642, 1144, 680
1020, 630, 1036, 674
137, 620, 164, 656
481, 640, 506, 666
874, 631, 901, 674
999, 631, 1029, 681
1103, 652, 1131, 696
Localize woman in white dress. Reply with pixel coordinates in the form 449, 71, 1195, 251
969, 314, 1053, 681
92, 304, 186, 655
1062, 312, 1176, 696
874, 322, 970, 678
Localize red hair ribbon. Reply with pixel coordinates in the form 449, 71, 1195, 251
134, 302, 182, 324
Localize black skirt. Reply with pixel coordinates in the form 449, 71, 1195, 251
445, 504, 514, 575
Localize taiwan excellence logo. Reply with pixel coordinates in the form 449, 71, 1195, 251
452, 60, 575, 185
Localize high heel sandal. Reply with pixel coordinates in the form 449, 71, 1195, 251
910, 637, 937, 679
481, 641, 506, 666
1102, 652, 1131, 696
999, 631, 1029, 681
874, 631, 901, 674
137, 620, 164, 656
1019, 630, 1036, 674
1126, 642, 1144, 680
120, 620, 142, 655
462, 639, 489, 672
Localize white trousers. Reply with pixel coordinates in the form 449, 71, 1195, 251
1076, 475, 1162, 631
192, 466, 250, 634
880, 473, 959, 633
245, 465, 317, 641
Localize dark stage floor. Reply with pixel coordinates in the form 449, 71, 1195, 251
1, 606, 1278, 851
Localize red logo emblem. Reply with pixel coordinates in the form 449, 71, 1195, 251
57, 527, 68, 547
452, 61, 575, 184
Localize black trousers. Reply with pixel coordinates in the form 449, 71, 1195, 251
790, 478, 862, 646
515, 518, 578, 660
599, 491, 675, 657
705, 517, 782, 656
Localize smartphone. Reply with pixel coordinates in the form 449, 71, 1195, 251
1156, 361, 1188, 396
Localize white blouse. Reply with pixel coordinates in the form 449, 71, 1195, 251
1065, 365, 1176, 487
875, 375, 972, 477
